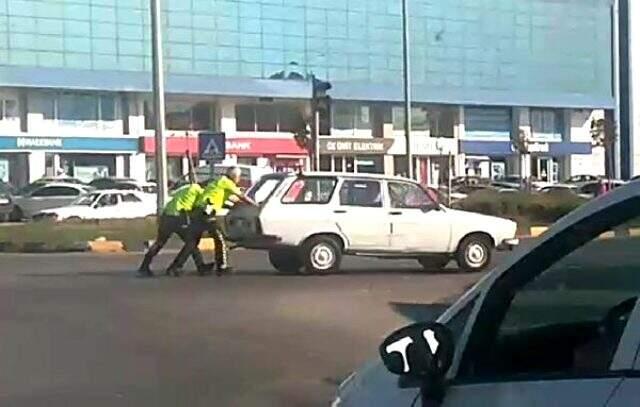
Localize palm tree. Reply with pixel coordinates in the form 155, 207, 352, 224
590, 118, 616, 186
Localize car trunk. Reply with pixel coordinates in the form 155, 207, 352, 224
224, 174, 287, 242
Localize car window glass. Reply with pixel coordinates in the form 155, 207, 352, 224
388, 182, 433, 209
281, 177, 336, 204
460, 215, 640, 381
339, 180, 382, 207
122, 193, 141, 203
248, 178, 283, 204
97, 194, 118, 206
32, 186, 80, 197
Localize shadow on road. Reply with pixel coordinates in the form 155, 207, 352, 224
389, 301, 451, 322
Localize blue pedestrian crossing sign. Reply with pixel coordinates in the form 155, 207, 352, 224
198, 132, 226, 160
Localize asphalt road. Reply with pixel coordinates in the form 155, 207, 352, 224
0, 250, 485, 407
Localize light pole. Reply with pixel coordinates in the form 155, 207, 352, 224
150, 0, 168, 215
401, 0, 413, 179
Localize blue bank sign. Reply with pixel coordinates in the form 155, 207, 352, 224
0, 136, 138, 152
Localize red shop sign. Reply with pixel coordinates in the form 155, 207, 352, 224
140, 136, 198, 156
225, 137, 307, 156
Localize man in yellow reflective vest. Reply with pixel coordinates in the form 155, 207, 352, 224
137, 181, 207, 277
167, 166, 256, 275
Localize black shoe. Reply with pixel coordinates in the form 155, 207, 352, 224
197, 263, 215, 276
165, 267, 183, 277
216, 266, 234, 276
137, 268, 154, 278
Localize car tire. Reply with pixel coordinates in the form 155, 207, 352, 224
268, 248, 302, 274
418, 255, 450, 271
9, 206, 23, 222
301, 235, 342, 274
456, 234, 493, 272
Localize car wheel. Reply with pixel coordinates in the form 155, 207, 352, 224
417, 255, 450, 271
301, 235, 342, 274
456, 234, 493, 272
268, 248, 302, 274
9, 206, 23, 222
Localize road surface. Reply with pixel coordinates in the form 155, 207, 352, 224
0, 250, 484, 406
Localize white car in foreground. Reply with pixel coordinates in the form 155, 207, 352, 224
334, 180, 640, 407
226, 172, 518, 274
35, 190, 156, 221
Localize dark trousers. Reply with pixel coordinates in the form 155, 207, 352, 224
169, 211, 228, 270
139, 214, 205, 271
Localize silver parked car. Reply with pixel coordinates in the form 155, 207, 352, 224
334, 180, 640, 407
11, 183, 92, 220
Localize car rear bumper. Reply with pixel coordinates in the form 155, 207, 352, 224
497, 238, 519, 251
229, 234, 282, 249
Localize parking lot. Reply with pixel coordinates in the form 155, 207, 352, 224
0, 250, 484, 406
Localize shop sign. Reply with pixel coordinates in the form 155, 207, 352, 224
0, 136, 138, 152
319, 138, 394, 155
388, 135, 457, 156
17, 137, 63, 149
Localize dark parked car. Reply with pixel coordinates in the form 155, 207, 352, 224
0, 182, 15, 222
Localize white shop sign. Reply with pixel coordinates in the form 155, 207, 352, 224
389, 135, 458, 155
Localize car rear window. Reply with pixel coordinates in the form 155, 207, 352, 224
281, 177, 336, 204
247, 177, 284, 204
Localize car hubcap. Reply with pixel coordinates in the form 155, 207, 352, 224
465, 243, 486, 268
310, 243, 335, 270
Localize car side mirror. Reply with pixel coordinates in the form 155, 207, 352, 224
421, 203, 440, 213
380, 321, 454, 384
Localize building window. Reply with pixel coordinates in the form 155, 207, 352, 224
392, 106, 429, 131
164, 101, 212, 130
333, 103, 371, 132
531, 109, 562, 138
0, 99, 18, 120
58, 93, 117, 121
234, 104, 303, 133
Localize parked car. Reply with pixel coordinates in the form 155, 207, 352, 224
563, 174, 601, 185
333, 180, 640, 407
17, 177, 85, 196
11, 183, 92, 220
0, 181, 15, 221
225, 172, 518, 274
35, 190, 156, 221
578, 179, 627, 199
538, 184, 580, 194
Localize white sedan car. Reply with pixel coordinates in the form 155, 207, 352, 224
226, 172, 518, 274
35, 190, 156, 221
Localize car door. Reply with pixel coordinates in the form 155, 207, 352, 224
22, 186, 83, 216
386, 181, 451, 253
333, 178, 390, 251
120, 192, 147, 218
92, 193, 120, 219
436, 212, 640, 407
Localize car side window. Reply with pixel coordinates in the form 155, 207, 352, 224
121, 193, 141, 203
387, 182, 433, 209
97, 194, 118, 206
281, 177, 336, 204
31, 186, 80, 197
458, 215, 640, 381
339, 180, 382, 207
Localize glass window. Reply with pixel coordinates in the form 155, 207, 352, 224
387, 181, 433, 209
97, 193, 118, 206
33, 94, 56, 120
59, 93, 98, 121
235, 104, 255, 131
531, 109, 562, 135
339, 180, 382, 207
144, 100, 155, 130
392, 107, 428, 131
247, 177, 284, 204
192, 102, 211, 130
121, 193, 141, 202
281, 177, 336, 204
255, 104, 277, 132
277, 105, 304, 133
165, 101, 192, 130
460, 215, 640, 380
333, 103, 354, 130
356, 105, 371, 129
100, 95, 116, 120
31, 186, 81, 197
1, 99, 18, 120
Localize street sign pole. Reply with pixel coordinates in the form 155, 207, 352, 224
150, 0, 168, 216
401, 0, 413, 179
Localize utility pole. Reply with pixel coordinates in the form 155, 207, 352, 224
612, 0, 622, 179
401, 0, 413, 179
150, 0, 168, 215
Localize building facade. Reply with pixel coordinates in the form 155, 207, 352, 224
0, 0, 614, 186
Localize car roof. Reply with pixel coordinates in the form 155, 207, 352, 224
86, 189, 143, 195
34, 182, 88, 189
285, 171, 416, 182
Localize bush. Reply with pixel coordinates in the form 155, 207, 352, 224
454, 190, 587, 225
